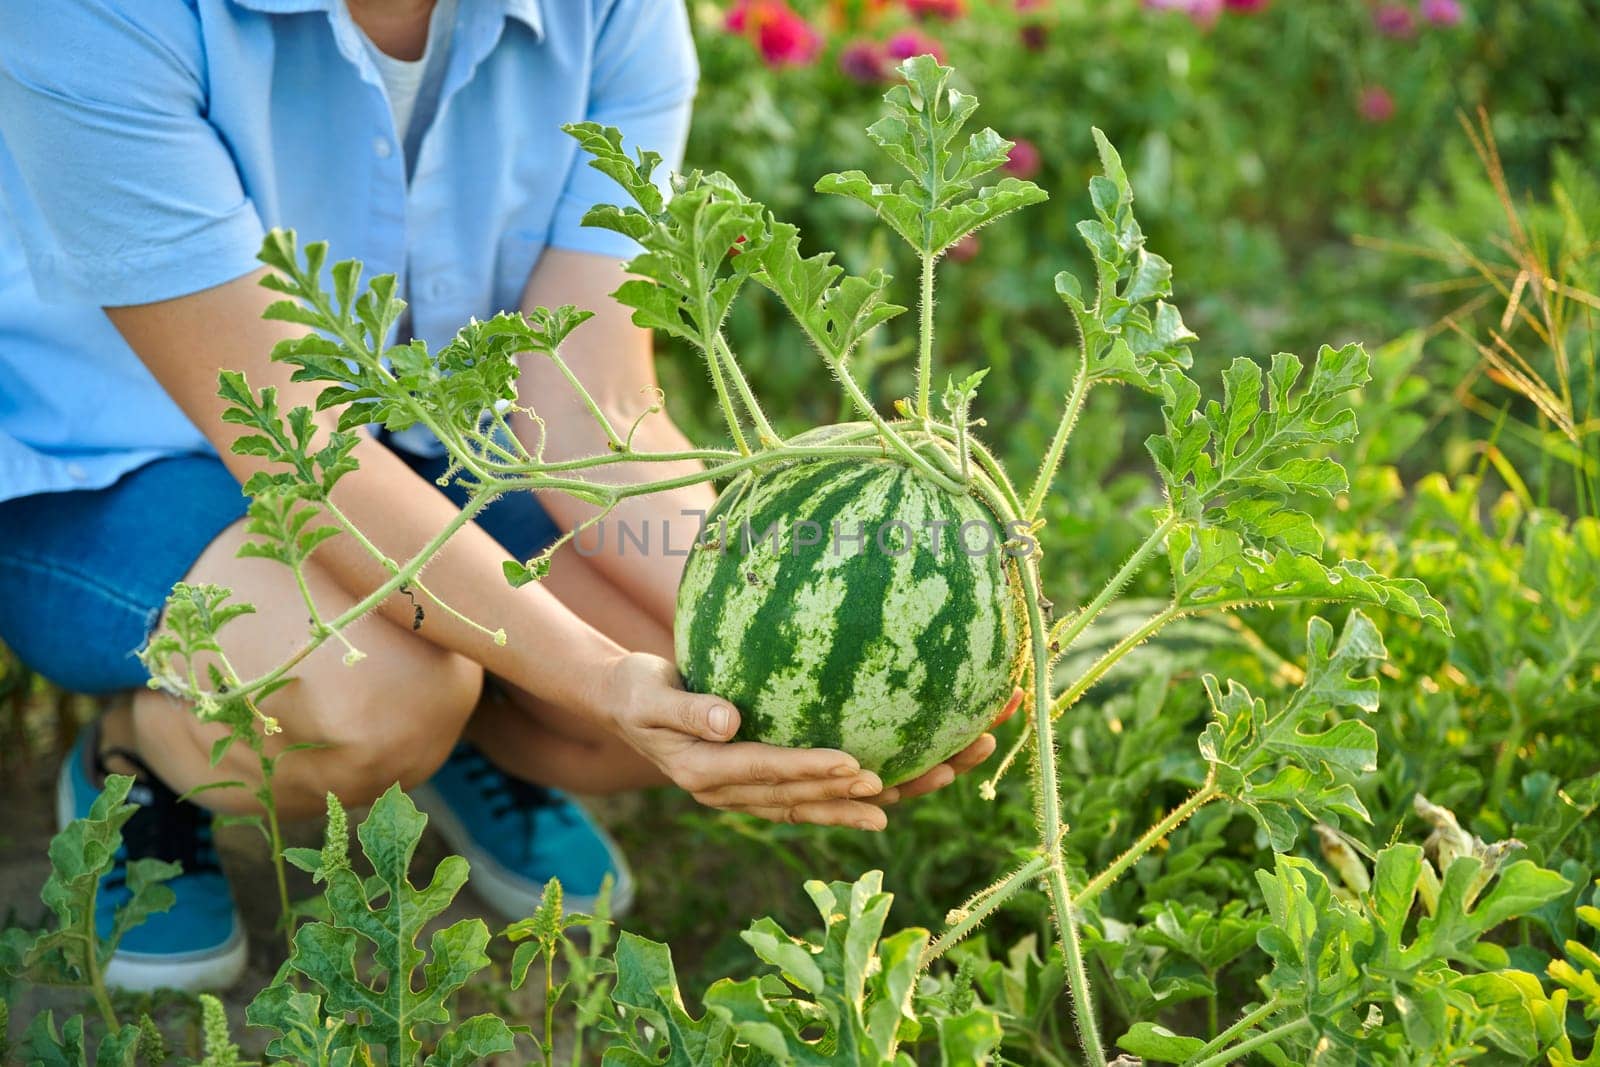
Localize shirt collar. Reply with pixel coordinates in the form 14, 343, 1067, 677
228, 0, 544, 39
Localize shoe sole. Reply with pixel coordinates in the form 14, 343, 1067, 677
56, 759, 249, 994
410, 783, 635, 921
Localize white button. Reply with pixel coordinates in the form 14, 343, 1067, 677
374, 137, 393, 159
65, 462, 87, 482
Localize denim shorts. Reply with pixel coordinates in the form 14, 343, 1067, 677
0, 436, 560, 693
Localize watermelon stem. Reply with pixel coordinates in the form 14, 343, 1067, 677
1019, 550, 1108, 1066
539, 338, 628, 453
697, 297, 752, 455
921, 854, 1051, 966
713, 332, 780, 448
1052, 601, 1182, 722
1025, 367, 1092, 521
1072, 776, 1221, 909
1047, 514, 1180, 659
916, 252, 936, 423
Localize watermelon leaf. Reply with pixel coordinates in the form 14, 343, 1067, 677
252, 787, 511, 1066
19, 1012, 143, 1067
9, 774, 178, 993
602, 933, 736, 1066
751, 218, 907, 365
815, 55, 1047, 256
1199, 613, 1386, 850
567, 123, 764, 351
1168, 524, 1450, 629
1145, 343, 1449, 633
1054, 129, 1196, 394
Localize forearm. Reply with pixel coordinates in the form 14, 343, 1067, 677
106, 270, 629, 728
319, 434, 628, 712
516, 247, 719, 628
531, 411, 715, 627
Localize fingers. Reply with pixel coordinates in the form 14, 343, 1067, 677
643, 688, 742, 743
696, 768, 887, 810
739, 799, 889, 830
670, 740, 860, 795
947, 730, 999, 774
881, 729, 1001, 802
994, 688, 1024, 726
889, 762, 958, 802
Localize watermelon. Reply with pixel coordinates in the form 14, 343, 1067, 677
674, 425, 1029, 786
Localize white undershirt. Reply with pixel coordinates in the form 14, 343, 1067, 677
355, 0, 458, 174
353, 0, 460, 457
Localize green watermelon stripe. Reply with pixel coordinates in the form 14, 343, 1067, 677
675, 449, 1026, 786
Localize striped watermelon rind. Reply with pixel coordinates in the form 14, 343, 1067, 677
674, 424, 1029, 786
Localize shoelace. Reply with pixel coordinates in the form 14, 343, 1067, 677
93, 737, 222, 889
454, 746, 574, 863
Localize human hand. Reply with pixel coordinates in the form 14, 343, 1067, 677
598, 652, 893, 829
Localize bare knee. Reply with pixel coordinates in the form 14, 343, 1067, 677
278, 643, 483, 811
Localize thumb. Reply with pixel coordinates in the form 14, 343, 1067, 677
667, 692, 741, 742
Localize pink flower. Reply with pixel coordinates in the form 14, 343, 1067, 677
1146, 0, 1223, 27
885, 29, 944, 62
946, 233, 980, 261
1359, 85, 1395, 122
726, 1, 822, 68
1373, 3, 1416, 37
1223, 0, 1268, 10
1013, 0, 1045, 9
905, 0, 965, 18
1420, 0, 1463, 25
1003, 138, 1041, 180
839, 39, 889, 83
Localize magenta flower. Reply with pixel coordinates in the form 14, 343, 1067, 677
905, 0, 965, 18
885, 29, 945, 63
1003, 138, 1042, 180
839, 39, 889, 83
725, 1, 822, 68
1373, 3, 1416, 37
1420, 0, 1463, 25
1019, 21, 1048, 49
1146, 0, 1223, 27
1359, 85, 1396, 122
1224, 0, 1268, 10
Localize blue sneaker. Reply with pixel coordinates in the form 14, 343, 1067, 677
411, 743, 633, 919
55, 724, 247, 992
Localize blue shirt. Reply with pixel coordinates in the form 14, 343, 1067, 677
0, 0, 697, 502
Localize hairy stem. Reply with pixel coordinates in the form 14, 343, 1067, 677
225, 493, 493, 701
1024, 371, 1090, 521
1185, 998, 1284, 1065
922, 855, 1051, 965
541, 345, 625, 452
698, 304, 751, 455
1073, 777, 1219, 908
1189, 1016, 1309, 1067
542, 942, 556, 1067
1021, 553, 1105, 1066
259, 755, 294, 953
918, 253, 936, 422
1047, 514, 1176, 653
1051, 602, 1180, 721
85, 930, 117, 1032
715, 333, 781, 447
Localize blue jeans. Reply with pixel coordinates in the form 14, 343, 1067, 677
0, 437, 560, 693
